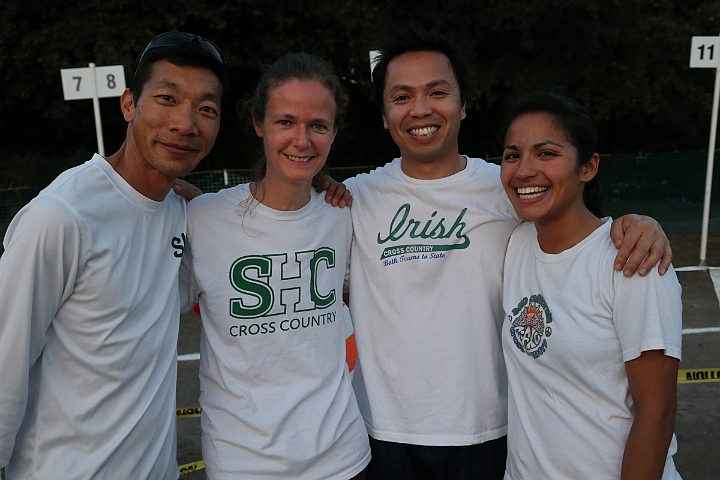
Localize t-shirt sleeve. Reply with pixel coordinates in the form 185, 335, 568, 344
178, 236, 200, 314
343, 258, 351, 298
342, 175, 356, 193
0, 196, 83, 466
612, 265, 683, 362
340, 176, 358, 294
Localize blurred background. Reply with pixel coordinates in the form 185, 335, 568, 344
1, 4, 719, 478
1, 0, 720, 241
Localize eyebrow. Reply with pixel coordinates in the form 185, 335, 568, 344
154, 80, 181, 90
534, 140, 564, 149
387, 79, 453, 96
270, 113, 333, 124
152, 80, 221, 103
503, 140, 565, 150
200, 91, 222, 104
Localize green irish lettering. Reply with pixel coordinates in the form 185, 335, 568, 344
444, 208, 467, 239
378, 203, 412, 244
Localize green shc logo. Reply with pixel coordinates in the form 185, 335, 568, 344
228, 248, 336, 319
377, 203, 470, 260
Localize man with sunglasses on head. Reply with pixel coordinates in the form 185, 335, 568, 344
0, 32, 227, 479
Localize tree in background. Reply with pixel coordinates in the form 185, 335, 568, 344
0, 0, 718, 187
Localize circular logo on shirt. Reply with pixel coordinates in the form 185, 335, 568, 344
509, 294, 552, 359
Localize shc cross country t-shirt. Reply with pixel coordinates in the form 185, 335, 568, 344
180, 185, 370, 479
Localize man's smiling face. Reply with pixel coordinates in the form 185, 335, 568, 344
122, 59, 222, 181
382, 50, 466, 170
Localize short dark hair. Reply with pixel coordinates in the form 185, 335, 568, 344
371, 25, 471, 112
500, 92, 603, 217
130, 34, 229, 105
243, 53, 349, 192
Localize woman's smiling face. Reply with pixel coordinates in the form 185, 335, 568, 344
254, 78, 337, 188
501, 112, 596, 226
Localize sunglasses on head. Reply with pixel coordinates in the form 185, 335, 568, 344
135, 31, 225, 74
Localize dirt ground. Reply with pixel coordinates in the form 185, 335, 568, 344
175, 234, 720, 479
662, 234, 720, 479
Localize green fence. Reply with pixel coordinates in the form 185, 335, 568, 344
598, 150, 720, 234
2, 153, 720, 255
0, 167, 375, 256
180, 166, 374, 194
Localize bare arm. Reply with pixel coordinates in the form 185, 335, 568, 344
621, 349, 678, 480
610, 215, 672, 277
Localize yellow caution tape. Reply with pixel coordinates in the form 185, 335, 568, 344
678, 368, 720, 384
175, 369, 716, 425
179, 460, 205, 475
171, 369, 715, 477
176, 407, 202, 418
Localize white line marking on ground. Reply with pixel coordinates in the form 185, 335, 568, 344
178, 353, 200, 362
675, 266, 718, 272
683, 327, 720, 334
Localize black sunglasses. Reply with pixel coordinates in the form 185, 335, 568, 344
135, 31, 225, 74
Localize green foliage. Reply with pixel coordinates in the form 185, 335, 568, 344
0, 0, 718, 187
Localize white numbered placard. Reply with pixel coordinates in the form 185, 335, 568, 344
690, 36, 719, 68
60, 65, 126, 100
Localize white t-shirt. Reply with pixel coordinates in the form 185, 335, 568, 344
180, 185, 370, 480
344, 157, 520, 445
0, 155, 184, 480
502, 220, 682, 480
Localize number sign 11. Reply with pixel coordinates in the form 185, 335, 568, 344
690, 36, 719, 68
691, 35, 720, 265
60, 65, 126, 100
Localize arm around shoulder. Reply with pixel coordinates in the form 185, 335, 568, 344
610, 215, 672, 277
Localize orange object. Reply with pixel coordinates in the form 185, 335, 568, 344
190, 302, 360, 372
345, 333, 358, 372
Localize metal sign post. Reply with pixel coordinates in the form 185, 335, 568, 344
60, 64, 126, 157
88, 63, 105, 156
690, 35, 720, 266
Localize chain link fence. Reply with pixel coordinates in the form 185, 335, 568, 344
180, 166, 374, 193
2, 153, 720, 255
